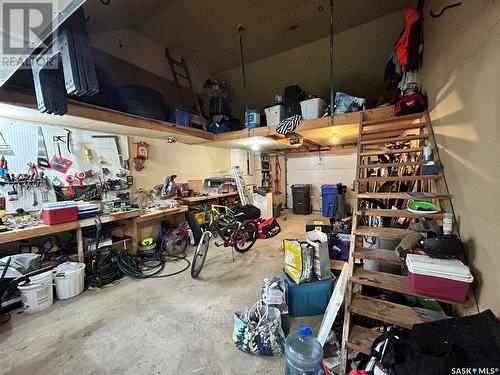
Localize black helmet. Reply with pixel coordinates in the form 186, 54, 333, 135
418, 234, 464, 259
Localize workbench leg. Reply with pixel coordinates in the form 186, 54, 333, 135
76, 228, 84, 263
122, 220, 138, 253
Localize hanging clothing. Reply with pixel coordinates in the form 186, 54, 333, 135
396, 8, 423, 72
384, 49, 402, 87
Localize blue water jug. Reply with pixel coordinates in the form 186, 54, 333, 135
285, 326, 324, 375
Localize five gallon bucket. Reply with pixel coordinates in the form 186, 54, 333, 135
17, 270, 54, 314
54, 262, 86, 299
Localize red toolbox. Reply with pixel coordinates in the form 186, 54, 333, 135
406, 254, 473, 303
41, 201, 78, 225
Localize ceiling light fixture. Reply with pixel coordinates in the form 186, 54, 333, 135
332, 133, 338, 142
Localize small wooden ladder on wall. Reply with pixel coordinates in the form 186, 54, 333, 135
339, 111, 478, 374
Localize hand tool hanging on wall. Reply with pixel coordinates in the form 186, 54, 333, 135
64, 129, 72, 154
0, 156, 8, 177
74, 171, 86, 186
0, 132, 14, 156
90, 135, 128, 174
65, 175, 76, 196
31, 7, 99, 115
37, 127, 50, 168
83, 147, 92, 163
50, 135, 73, 173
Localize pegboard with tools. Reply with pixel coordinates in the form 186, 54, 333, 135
0, 119, 130, 214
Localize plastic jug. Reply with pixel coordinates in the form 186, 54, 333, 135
285, 326, 324, 375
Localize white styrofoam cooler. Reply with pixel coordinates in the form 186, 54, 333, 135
300, 98, 327, 120
264, 104, 285, 125
54, 262, 86, 299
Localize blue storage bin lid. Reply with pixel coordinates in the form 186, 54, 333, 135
321, 184, 337, 192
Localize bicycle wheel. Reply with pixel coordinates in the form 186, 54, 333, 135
233, 220, 258, 253
191, 231, 210, 278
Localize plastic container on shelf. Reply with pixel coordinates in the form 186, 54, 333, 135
321, 184, 337, 217
54, 262, 86, 299
264, 104, 285, 125
406, 254, 473, 302
299, 98, 327, 120
166, 107, 190, 126
245, 109, 260, 128
285, 326, 324, 375
17, 270, 54, 314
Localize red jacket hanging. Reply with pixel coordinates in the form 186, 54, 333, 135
396, 7, 422, 72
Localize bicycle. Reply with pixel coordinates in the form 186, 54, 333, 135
191, 205, 258, 278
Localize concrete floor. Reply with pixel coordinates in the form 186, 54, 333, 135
0, 210, 326, 375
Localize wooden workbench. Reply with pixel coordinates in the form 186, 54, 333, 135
0, 206, 190, 259
0, 210, 143, 262
180, 192, 238, 205
124, 206, 189, 252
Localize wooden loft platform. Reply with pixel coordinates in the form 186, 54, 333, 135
0, 88, 425, 151
0, 89, 213, 145
208, 105, 426, 151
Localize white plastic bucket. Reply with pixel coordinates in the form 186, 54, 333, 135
17, 270, 54, 314
54, 262, 86, 299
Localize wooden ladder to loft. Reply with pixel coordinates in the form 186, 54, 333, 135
339, 111, 478, 374
165, 48, 207, 130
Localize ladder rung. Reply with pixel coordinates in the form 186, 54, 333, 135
352, 248, 403, 265
354, 226, 413, 239
362, 112, 425, 126
356, 208, 444, 219
357, 175, 442, 183
358, 161, 428, 169
176, 73, 189, 80
360, 147, 424, 157
351, 269, 463, 304
356, 192, 449, 200
360, 134, 429, 146
350, 294, 446, 329
346, 325, 381, 355
361, 122, 427, 136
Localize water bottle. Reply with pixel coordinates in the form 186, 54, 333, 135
285, 326, 324, 375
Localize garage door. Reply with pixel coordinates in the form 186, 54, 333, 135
286, 153, 357, 212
